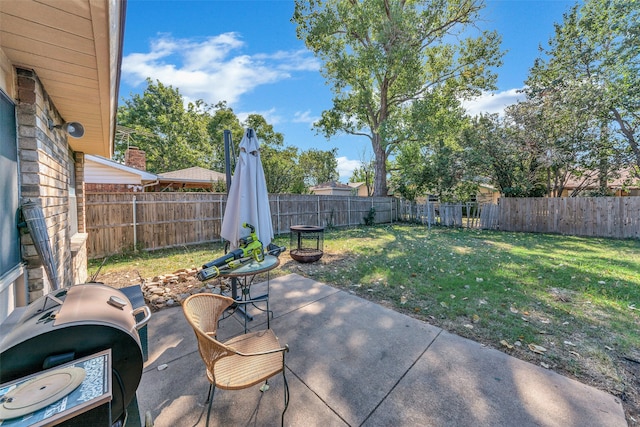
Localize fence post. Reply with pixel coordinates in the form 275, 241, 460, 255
317, 196, 321, 226
132, 195, 137, 252
276, 195, 281, 235
348, 197, 351, 226
465, 203, 469, 228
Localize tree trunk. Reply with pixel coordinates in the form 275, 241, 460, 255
372, 133, 388, 197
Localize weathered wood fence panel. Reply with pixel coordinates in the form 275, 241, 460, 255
499, 197, 640, 239
86, 193, 399, 259
398, 201, 491, 229
399, 197, 639, 238
85, 193, 226, 257
479, 203, 500, 230
87, 194, 638, 258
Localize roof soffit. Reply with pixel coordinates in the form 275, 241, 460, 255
0, 0, 125, 157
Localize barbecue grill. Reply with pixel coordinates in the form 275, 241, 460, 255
0, 283, 150, 426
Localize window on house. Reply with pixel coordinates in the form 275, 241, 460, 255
0, 89, 23, 317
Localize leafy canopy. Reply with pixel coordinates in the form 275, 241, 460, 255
117, 79, 340, 194
526, 0, 640, 174
293, 0, 503, 196
116, 78, 211, 173
299, 148, 340, 186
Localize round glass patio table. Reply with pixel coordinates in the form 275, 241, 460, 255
218, 255, 280, 332
219, 254, 279, 278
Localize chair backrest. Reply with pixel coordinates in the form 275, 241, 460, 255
183, 294, 236, 372
183, 294, 234, 334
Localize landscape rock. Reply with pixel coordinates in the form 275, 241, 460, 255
141, 267, 215, 309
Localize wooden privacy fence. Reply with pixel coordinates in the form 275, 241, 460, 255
400, 197, 640, 239
85, 192, 399, 259
498, 197, 640, 239
398, 201, 500, 230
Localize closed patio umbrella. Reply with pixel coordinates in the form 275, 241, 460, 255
220, 128, 273, 250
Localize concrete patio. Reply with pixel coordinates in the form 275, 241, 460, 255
135, 273, 626, 426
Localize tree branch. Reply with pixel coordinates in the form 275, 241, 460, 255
611, 107, 640, 167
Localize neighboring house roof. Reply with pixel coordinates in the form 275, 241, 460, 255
85, 155, 158, 185
347, 182, 364, 189
478, 183, 499, 191
157, 167, 226, 184
564, 167, 640, 190
310, 180, 353, 195
0, 0, 125, 157
312, 181, 352, 190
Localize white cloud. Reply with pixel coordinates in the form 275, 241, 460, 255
292, 110, 320, 125
337, 156, 361, 181
237, 108, 283, 126
462, 88, 525, 116
121, 33, 317, 106
253, 49, 320, 72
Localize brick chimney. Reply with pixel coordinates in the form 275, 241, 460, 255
125, 147, 146, 171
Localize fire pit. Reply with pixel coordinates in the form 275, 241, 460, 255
289, 225, 324, 263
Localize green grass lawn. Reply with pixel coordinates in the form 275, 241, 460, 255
89, 224, 640, 420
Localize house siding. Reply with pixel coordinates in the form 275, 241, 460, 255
85, 158, 145, 185
87, 183, 141, 192
312, 188, 352, 196
0, 49, 14, 97
16, 68, 87, 302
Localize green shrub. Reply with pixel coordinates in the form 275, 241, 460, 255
363, 207, 376, 226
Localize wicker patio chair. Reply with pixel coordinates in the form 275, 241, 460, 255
182, 293, 290, 426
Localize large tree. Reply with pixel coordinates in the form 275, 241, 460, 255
505, 96, 623, 197
242, 114, 306, 193
389, 90, 469, 200
261, 145, 306, 193
117, 79, 211, 173
298, 148, 339, 186
207, 101, 244, 172
461, 113, 546, 198
118, 80, 344, 193
526, 0, 640, 175
293, 0, 503, 196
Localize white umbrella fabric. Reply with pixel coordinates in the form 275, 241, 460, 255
220, 128, 274, 250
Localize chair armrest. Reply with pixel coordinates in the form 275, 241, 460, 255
233, 344, 289, 358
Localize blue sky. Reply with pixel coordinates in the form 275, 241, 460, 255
119, 0, 576, 180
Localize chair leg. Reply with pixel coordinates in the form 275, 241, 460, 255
281, 368, 289, 427
206, 384, 216, 427
206, 383, 213, 403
